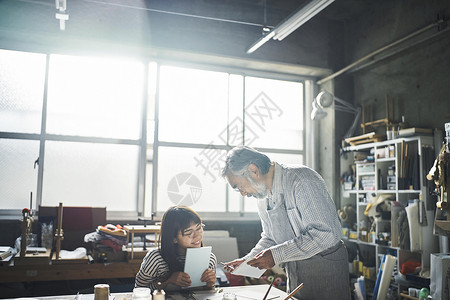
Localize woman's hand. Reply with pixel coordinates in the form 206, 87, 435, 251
167, 271, 192, 287
201, 269, 216, 288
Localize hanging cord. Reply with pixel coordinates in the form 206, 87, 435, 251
85, 0, 274, 28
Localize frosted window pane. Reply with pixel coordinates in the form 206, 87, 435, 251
158, 66, 229, 144
157, 147, 227, 213
145, 164, 153, 217
228, 74, 244, 147
227, 186, 242, 212
0, 49, 45, 133
244, 152, 303, 212
245, 77, 304, 150
0, 139, 39, 210
269, 152, 304, 165
147, 62, 157, 143
144, 148, 153, 217
42, 141, 139, 211
46, 54, 144, 139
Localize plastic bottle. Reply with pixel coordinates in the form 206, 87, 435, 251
418, 287, 429, 300
222, 293, 236, 300
132, 287, 151, 300
152, 282, 166, 300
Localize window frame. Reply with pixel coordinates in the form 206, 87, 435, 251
150, 61, 308, 220
0, 48, 317, 221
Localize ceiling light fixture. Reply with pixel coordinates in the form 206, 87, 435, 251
247, 31, 275, 54
247, 0, 335, 54
55, 0, 69, 31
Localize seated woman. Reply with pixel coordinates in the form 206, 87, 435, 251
135, 205, 217, 291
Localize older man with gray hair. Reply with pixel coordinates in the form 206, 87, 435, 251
221, 146, 350, 300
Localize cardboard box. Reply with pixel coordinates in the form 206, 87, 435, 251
387, 183, 396, 190
387, 175, 396, 183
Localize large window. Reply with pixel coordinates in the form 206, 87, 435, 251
46, 55, 144, 139
155, 66, 304, 215
0, 49, 45, 212
0, 50, 45, 134
158, 66, 229, 144
0, 49, 306, 219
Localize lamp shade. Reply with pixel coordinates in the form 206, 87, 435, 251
311, 98, 328, 120
311, 90, 362, 138
315, 91, 334, 108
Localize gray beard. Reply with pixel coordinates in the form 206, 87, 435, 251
246, 175, 269, 199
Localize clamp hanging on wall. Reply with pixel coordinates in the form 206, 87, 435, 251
311, 90, 361, 139
55, 0, 69, 31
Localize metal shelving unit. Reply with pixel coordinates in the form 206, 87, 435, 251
340, 135, 436, 297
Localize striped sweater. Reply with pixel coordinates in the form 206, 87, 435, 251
135, 248, 216, 291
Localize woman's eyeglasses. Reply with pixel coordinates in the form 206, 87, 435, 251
182, 223, 205, 238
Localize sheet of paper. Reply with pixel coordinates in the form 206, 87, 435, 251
193, 285, 283, 300
184, 246, 212, 288
192, 290, 264, 300
231, 256, 266, 278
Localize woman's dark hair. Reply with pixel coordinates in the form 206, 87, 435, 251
160, 205, 202, 272
221, 146, 272, 177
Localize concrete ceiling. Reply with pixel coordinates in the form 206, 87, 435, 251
68, 0, 366, 29
1, 0, 366, 41
0, 0, 367, 70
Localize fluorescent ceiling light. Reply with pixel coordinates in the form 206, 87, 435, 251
273, 0, 335, 41
247, 31, 275, 54
247, 0, 335, 54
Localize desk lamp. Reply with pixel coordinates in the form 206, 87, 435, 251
311, 90, 361, 139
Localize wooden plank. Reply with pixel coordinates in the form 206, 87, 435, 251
398, 127, 432, 136
345, 132, 377, 142
436, 220, 450, 232
349, 137, 383, 146
14, 249, 51, 266
345, 132, 384, 146
123, 225, 160, 233
399, 292, 419, 300
0, 261, 141, 283
362, 118, 389, 127
52, 256, 89, 265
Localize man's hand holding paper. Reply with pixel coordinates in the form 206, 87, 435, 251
248, 249, 275, 269
222, 258, 245, 272
223, 254, 269, 279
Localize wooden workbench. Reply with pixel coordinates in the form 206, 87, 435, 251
0, 260, 141, 283
5, 284, 292, 300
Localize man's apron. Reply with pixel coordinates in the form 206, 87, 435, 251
264, 194, 350, 300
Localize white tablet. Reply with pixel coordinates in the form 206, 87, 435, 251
184, 246, 212, 288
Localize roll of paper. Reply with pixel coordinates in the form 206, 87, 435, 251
94, 284, 109, 300
405, 201, 421, 252
376, 255, 396, 300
